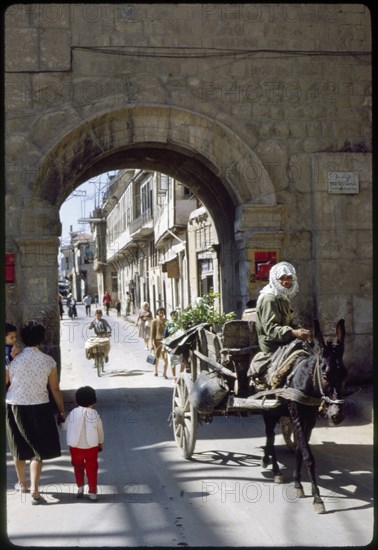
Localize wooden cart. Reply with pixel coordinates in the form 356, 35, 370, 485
168, 319, 283, 459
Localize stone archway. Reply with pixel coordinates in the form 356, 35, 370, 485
6, 105, 277, 367
30, 105, 276, 207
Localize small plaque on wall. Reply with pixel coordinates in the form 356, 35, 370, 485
327, 172, 359, 194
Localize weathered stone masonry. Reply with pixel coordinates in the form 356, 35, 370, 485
4, 4, 372, 381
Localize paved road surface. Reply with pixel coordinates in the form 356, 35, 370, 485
4, 306, 374, 547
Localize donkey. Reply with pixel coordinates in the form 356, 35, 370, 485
261, 319, 347, 513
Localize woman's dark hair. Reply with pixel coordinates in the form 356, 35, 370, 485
20, 321, 45, 346
76, 386, 97, 407
157, 307, 166, 315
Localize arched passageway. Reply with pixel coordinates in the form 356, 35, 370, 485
7, 106, 277, 368
5, 4, 372, 382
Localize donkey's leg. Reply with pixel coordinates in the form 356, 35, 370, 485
288, 402, 325, 513
288, 402, 305, 497
293, 446, 305, 498
302, 410, 324, 512
262, 412, 284, 483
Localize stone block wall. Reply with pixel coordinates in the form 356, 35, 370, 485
4, 4, 372, 381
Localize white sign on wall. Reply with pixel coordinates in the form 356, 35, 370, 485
327, 172, 359, 194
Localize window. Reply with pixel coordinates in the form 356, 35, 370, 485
126, 185, 132, 224
83, 244, 94, 264
182, 186, 193, 199
134, 188, 141, 218
149, 242, 158, 268
111, 272, 118, 292
158, 173, 169, 193
195, 224, 212, 250
199, 257, 213, 276
141, 178, 153, 214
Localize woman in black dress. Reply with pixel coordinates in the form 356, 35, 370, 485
5, 321, 65, 505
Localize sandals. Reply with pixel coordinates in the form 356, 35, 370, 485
15, 482, 47, 505
31, 494, 47, 505
14, 482, 29, 494
15, 483, 46, 504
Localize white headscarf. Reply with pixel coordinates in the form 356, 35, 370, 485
257, 261, 299, 303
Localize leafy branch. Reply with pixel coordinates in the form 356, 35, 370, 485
175, 292, 236, 330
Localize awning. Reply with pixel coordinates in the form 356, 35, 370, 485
159, 241, 186, 266
171, 242, 186, 254
162, 257, 180, 277
159, 241, 186, 277
159, 252, 177, 266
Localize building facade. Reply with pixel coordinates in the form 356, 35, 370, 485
59, 232, 96, 302
90, 169, 218, 317
4, 4, 372, 381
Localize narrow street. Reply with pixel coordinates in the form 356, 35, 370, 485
5, 305, 374, 547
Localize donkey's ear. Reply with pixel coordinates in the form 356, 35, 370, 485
314, 319, 326, 350
336, 319, 345, 345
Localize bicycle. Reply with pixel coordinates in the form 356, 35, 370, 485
85, 334, 111, 377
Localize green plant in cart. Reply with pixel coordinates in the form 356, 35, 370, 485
175, 292, 236, 331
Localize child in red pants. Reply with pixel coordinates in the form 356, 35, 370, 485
63, 386, 104, 501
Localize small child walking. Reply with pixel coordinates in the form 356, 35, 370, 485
63, 386, 104, 501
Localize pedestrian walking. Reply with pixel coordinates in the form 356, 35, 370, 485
62, 386, 104, 501
102, 291, 112, 315
136, 302, 153, 350
151, 307, 168, 378
67, 294, 78, 320
115, 299, 121, 317
125, 292, 131, 316
5, 320, 65, 504
83, 293, 92, 316
163, 311, 183, 383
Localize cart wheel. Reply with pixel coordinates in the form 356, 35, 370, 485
172, 373, 198, 459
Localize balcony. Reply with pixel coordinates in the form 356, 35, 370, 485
129, 209, 154, 238
93, 258, 107, 272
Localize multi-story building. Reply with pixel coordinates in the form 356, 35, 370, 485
90, 170, 218, 316
59, 231, 96, 302
5, 5, 372, 380
187, 206, 220, 300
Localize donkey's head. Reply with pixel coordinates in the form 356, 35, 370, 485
314, 319, 347, 425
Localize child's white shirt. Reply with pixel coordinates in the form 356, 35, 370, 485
63, 406, 104, 448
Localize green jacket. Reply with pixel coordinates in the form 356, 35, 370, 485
255, 293, 295, 353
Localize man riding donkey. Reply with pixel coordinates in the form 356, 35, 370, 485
248, 261, 311, 447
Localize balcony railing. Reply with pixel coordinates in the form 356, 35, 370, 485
129, 208, 153, 236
